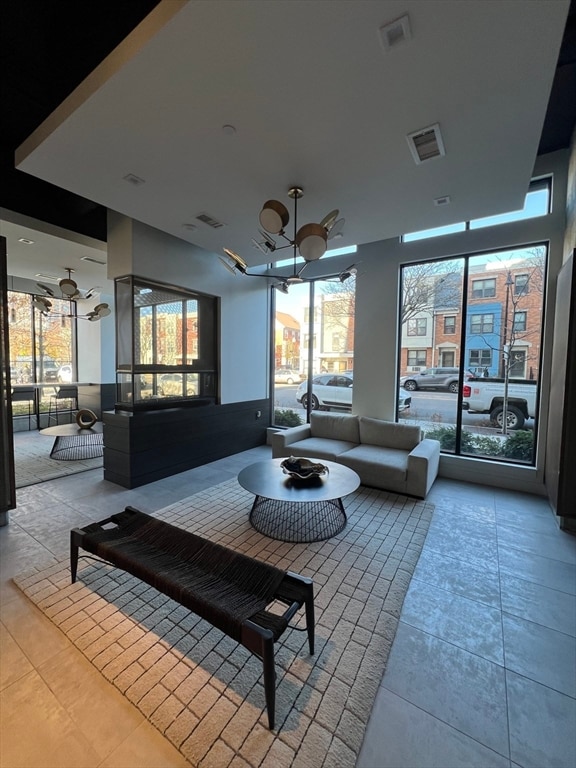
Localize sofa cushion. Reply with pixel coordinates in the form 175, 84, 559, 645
359, 417, 421, 450
339, 444, 409, 492
283, 437, 358, 462
310, 412, 360, 443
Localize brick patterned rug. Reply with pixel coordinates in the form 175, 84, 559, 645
14, 479, 433, 767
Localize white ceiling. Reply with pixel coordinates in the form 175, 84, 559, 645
8, 0, 571, 275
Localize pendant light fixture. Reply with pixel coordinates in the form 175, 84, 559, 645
33, 268, 111, 321
220, 186, 345, 288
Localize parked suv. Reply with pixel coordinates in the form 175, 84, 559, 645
400, 367, 469, 393
296, 372, 411, 412
296, 373, 354, 410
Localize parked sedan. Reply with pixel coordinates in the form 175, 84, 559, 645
275, 368, 304, 384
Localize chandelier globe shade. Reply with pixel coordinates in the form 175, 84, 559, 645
259, 200, 290, 235
296, 222, 328, 261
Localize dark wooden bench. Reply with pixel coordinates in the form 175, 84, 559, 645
70, 506, 314, 729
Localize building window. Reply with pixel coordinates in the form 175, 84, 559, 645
407, 317, 427, 336
470, 313, 494, 334
515, 274, 529, 296
407, 350, 427, 367
443, 316, 456, 334
469, 349, 492, 368
513, 311, 527, 332
471, 278, 496, 299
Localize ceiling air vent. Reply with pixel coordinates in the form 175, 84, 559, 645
81, 256, 107, 265
379, 14, 411, 53
195, 213, 226, 229
406, 123, 446, 165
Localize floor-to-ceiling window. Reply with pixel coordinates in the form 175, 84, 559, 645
398, 244, 546, 465
273, 271, 356, 426
8, 290, 75, 425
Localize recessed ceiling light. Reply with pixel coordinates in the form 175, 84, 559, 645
222, 124, 236, 135
35, 273, 59, 282
434, 196, 451, 206
18, 238, 35, 244
182, 223, 197, 231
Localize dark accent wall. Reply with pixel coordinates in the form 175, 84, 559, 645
546, 251, 576, 523
102, 399, 271, 488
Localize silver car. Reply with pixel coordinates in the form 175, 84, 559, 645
400, 367, 469, 393
296, 373, 411, 413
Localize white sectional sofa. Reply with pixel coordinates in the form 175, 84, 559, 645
271, 412, 440, 499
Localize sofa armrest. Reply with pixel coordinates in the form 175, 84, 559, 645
407, 438, 441, 498
271, 424, 312, 458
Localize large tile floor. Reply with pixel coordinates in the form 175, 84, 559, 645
1, 440, 575, 768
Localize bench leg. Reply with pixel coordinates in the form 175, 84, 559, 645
304, 582, 315, 655
262, 635, 276, 730
70, 528, 83, 583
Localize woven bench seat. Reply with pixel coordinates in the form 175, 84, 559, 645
70, 507, 314, 729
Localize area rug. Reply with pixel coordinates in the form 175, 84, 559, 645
13, 432, 103, 488
14, 479, 433, 767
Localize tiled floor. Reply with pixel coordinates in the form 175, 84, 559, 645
1, 438, 575, 767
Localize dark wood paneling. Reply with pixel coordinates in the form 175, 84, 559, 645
103, 399, 271, 488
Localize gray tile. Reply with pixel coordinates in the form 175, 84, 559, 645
425, 526, 499, 573
495, 506, 560, 535
383, 623, 509, 757
358, 687, 510, 768
497, 525, 576, 566
507, 670, 576, 768
413, 547, 501, 608
498, 546, 576, 595
502, 614, 576, 697
500, 574, 576, 637
402, 580, 504, 664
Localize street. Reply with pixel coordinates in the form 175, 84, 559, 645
273, 385, 534, 430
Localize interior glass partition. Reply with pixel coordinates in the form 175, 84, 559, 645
114, 276, 218, 410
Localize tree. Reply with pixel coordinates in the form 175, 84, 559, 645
320, 275, 356, 356
401, 260, 463, 324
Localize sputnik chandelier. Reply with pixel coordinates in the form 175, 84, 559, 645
220, 186, 346, 290
33, 268, 111, 322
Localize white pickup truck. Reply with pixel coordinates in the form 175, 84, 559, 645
462, 378, 538, 429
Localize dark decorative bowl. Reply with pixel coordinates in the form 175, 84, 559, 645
280, 456, 329, 480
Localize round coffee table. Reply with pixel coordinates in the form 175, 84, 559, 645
238, 458, 360, 543
40, 423, 104, 460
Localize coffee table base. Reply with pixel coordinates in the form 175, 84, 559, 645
50, 433, 104, 461
249, 495, 347, 543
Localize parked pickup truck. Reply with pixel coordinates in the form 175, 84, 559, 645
462, 378, 538, 429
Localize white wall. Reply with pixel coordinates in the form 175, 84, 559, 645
107, 213, 270, 403
76, 293, 115, 382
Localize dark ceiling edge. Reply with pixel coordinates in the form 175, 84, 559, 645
1, 0, 574, 244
